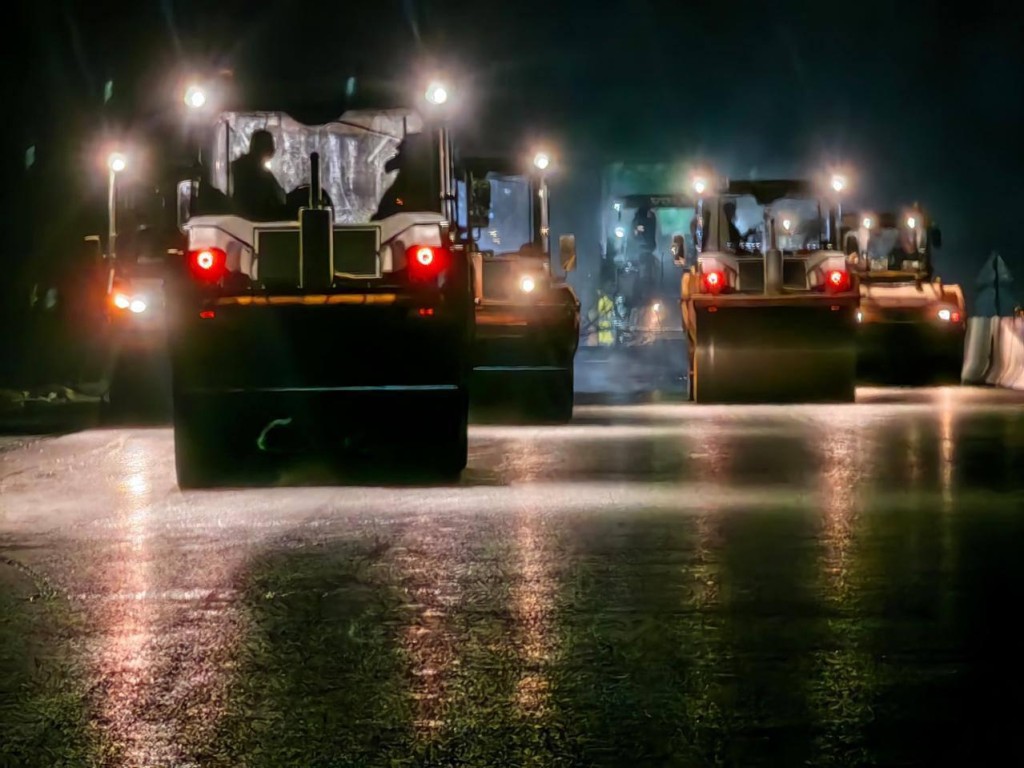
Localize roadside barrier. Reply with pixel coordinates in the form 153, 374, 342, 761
962, 317, 1024, 391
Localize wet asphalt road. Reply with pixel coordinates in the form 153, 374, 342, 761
2, 386, 1024, 767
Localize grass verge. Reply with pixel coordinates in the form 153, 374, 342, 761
0, 558, 101, 767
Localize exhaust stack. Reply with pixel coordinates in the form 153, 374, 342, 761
763, 215, 782, 295
300, 151, 332, 289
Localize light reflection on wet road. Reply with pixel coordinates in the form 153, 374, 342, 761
1, 387, 1023, 766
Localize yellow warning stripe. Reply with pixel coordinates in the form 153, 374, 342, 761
476, 313, 529, 326
215, 293, 398, 307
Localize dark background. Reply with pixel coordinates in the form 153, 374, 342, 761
2, 0, 1022, 378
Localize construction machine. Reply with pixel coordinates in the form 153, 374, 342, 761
168, 101, 473, 487
602, 194, 691, 347
595, 164, 690, 347
458, 157, 580, 421
100, 176, 187, 418
843, 206, 965, 382
678, 176, 859, 402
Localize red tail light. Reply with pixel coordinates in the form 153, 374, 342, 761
702, 270, 725, 295
188, 247, 227, 282
406, 245, 449, 282
825, 269, 851, 293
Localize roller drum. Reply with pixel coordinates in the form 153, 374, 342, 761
692, 303, 857, 403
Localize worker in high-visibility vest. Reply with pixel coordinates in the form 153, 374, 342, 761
597, 288, 614, 346
585, 290, 599, 346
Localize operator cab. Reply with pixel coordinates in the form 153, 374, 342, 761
695, 181, 834, 256
844, 208, 939, 280
631, 206, 658, 252
456, 158, 575, 304
685, 179, 850, 294
176, 109, 446, 289
180, 110, 429, 225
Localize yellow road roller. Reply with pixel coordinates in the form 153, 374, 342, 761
677, 175, 859, 403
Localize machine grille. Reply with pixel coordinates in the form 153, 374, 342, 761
255, 226, 380, 288
738, 260, 764, 292
255, 229, 300, 289
332, 228, 379, 278
783, 259, 808, 288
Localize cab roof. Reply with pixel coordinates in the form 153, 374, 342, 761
612, 181, 817, 208
725, 179, 815, 204
215, 108, 422, 139
843, 210, 930, 229
458, 157, 531, 179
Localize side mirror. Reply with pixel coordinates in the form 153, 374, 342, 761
671, 234, 686, 265
559, 234, 577, 273
930, 226, 942, 249
469, 178, 492, 229
177, 180, 193, 232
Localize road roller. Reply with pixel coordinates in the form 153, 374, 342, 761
677, 175, 859, 403
842, 206, 965, 384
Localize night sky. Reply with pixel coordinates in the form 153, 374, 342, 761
5, 0, 1023, 303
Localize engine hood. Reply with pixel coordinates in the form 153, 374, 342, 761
860, 280, 964, 309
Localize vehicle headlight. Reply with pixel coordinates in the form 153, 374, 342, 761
112, 289, 149, 314
519, 275, 536, 294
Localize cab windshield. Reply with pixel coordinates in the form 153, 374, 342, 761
186, 110, 434, 224
722, 195, 825, 254
614, 205, 693, 263
114, 183, 186, 273
864, 227, 925, 272
456, 173, 534, 256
